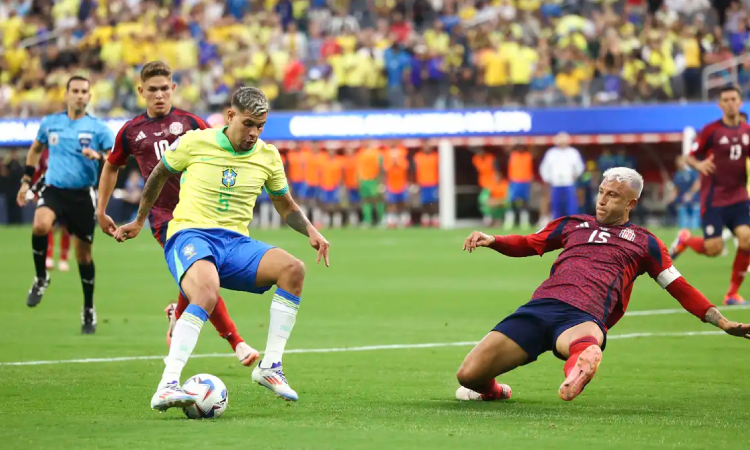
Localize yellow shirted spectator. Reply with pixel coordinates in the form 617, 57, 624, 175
682, 29, 701, 69
174, 36, 198, 71
517, 0, 541, 10
556, 67, 582, 98
4, 47, 28, 77
0, 14, 23, 47
424, 21, 450, 55
510, 46, 538, 85
100, 39, 123, 68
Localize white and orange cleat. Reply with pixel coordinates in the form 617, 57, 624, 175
164, 302, 177, 347
252, 361, 299, 401
150, 381, 197, 412
235, 342, 260, 367
455, 384, 512, 401
559, 345, 602, 401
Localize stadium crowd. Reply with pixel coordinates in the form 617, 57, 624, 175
2, 0, 750, 117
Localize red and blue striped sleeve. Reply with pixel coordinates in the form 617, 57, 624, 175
107, 119, 133, 167
490, 217, 568, 257
690, 121, 718, 159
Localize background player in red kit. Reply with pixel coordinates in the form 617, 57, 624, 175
96, 61, 260, 367
29, 148, 71, 272
456, 167, 750, 403
670, 86, 750, 305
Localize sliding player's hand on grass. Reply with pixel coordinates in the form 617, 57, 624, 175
310, 231, 330, 267
463, 231, 496, 253
719, 320, 750, 339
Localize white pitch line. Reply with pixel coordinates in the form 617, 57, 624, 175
0, 331, 728, 367
625, 304, 750, 316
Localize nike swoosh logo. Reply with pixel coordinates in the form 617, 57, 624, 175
200, 157, 216, 162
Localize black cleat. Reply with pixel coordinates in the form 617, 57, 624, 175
81, 307, 97, 334
27, 274, 50, 307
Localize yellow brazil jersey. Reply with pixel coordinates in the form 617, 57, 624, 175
162, 128, 288, 239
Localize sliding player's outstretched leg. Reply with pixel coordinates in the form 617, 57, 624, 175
455, 331, 526, 401
555, 322, 605, 401
251, 248, 306, 402
151, 259, 219, 411
170, 293, 259, 366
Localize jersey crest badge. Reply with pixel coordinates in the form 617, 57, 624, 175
619, 228, 636, 242
182, 244, 196, 260
49, 132, 59, 145
78, 132, 93, 149
222, 168, 237, 188
743, 134, 749, 146
169, 122, 183, 135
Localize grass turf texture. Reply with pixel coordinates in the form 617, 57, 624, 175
1, 226, 749, 449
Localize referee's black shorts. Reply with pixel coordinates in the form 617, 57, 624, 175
36, 185, 97, 243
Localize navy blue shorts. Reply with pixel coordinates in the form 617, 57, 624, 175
492, 298, 607, 363
702, 201, 750, 239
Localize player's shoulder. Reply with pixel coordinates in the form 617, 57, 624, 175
256, 138, 280, 155
626, 222, 663, 247
119, 113, 148, 132
170, 108, 207, 127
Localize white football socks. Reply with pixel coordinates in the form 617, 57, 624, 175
160, 311, 205, 386
260, 290, 300, 368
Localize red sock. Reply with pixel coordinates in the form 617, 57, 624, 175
727, 249, 750, 296
46, 233, 54, 258
60, 231, 70, 261
564, 336, 599, 377
685, 236, 707, 255
175, 292, 243, 351
210, 296, 243, 351
175, 292, 188, 320
476, 379, 506, 401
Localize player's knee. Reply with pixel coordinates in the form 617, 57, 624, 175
737, 235, 750, 251
704, 240, 724, 256
76, 253, 93, 264
456, 364, 481, 388
283, 258, 306, 283
31, 219, 52, 236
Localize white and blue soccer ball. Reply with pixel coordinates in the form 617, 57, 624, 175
182, 374, 228, 419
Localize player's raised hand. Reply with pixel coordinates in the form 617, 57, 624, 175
309, 231, 330, 267
463, 231, 496, 253
98, 213, 118, 237
720, 320, 750, 340
113, 221, 143, 242
695, 155, 715, 176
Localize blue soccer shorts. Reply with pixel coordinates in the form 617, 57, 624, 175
419, 185, 438, 205
348, 188, 360, 204
291, 181, 306, 198
492, 298, 607, 363
165, 228, 275, 296
508, 182, 531, 203
701, 201, 750, 239
319, 188, 340, 204
387, 190, 409, 204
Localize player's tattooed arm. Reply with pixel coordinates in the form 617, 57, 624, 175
704, 307, 727, 328
135, 160, 172, 225
271, 193, 311, 236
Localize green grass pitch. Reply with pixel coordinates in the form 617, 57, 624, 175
1, 226, 749, 449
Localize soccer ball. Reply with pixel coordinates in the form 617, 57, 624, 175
182, 374, 228, 419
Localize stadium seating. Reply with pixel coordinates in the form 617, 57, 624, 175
1, 0, 747, 118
